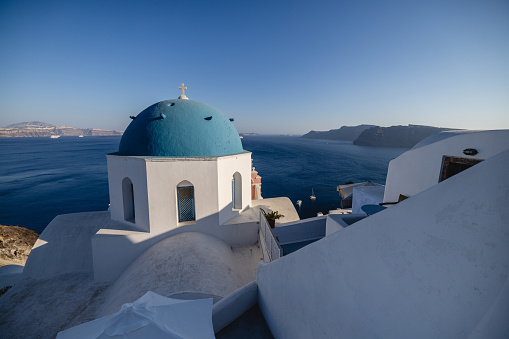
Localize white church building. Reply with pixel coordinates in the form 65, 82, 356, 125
108, 85, 252, 232
95, 86, 261, 282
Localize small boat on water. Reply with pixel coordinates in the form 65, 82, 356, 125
309, 189, 316, 200
296, 200, 302, 207
50, 135, 60, 139
78, 135, 84, 138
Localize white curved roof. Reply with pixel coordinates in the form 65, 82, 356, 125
98, 232, 258, 316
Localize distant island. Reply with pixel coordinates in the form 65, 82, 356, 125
303, 124, 455, 148
0, 121, 123, 138
302, 125, 376, 141
353, 125, 454, 148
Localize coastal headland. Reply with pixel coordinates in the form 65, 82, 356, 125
0, 121, 122, 138
0, 225, 38, 267
303, 124, 455, 148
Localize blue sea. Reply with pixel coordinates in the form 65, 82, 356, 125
0, 136, 408, 233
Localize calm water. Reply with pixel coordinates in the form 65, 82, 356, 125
0, 136, 407, 233
242, 135, 407, 220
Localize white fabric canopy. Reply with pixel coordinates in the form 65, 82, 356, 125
56, 291, 215, 339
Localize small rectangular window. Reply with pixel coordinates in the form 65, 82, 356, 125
439, 156, 483, 182
178, 186, 195, 222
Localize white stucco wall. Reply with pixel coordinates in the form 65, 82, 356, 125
107, 155, 149, 231
145, 157, 219, 233
92, 218, 260, 283
257, 150, 509, 338
23, 212, 110, 280
108, 152, 252, 234
216, 153, 252, 224
384, 129, 509, 203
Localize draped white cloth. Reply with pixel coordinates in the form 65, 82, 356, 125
56, 291, 215, 339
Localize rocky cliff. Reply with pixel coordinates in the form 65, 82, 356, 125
0, 121, 123, 138
0, 225, 39, 266
353, 125, 452, 148
302, 124, 376, 141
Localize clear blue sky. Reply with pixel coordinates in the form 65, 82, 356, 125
1, 0, 508, 134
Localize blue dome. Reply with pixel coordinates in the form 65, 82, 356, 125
118, 99, 244, 157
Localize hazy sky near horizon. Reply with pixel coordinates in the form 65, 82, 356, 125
1, 0, 508, 134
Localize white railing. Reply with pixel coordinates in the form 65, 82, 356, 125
259, 210, 283, 261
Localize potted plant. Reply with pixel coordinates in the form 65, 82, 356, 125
260, 208, 284, 228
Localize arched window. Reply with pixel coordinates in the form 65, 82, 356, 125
122, 177, 135, 223
177, 180, 195, 222
232, 172, 242, 210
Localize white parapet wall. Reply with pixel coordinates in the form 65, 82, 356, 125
383, 129, 509, 203
325, 214, 347, 236
212, 281, 258, 333
95, 232, 261, 317
92, 218, 260, 283
22, 211, 109, 280
257, 150, 509, 338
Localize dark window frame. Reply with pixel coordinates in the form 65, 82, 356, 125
439, 156, 483, 182
177, 185, 196, 222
